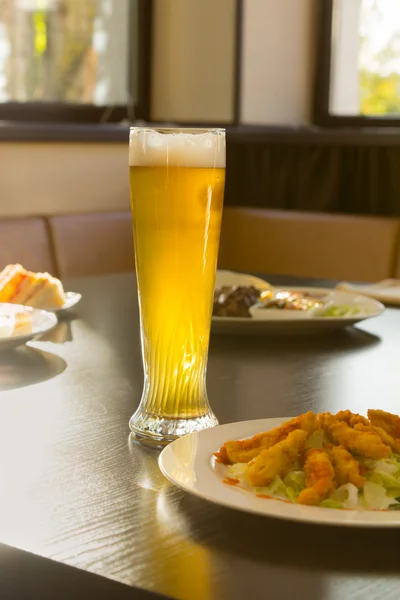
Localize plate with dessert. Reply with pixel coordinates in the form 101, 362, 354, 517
0, 303, 58, 351
0, 264, 81, 314
212, 270, 384, 334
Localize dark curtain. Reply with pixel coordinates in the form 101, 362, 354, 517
225, 128, 400, 216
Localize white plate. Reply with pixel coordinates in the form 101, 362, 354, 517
0, 303, 58, 352
49, 291, 82, 314
159, 417, 400, 528
212, 270, 384, 333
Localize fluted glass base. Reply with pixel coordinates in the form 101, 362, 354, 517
129, 405, 219, 448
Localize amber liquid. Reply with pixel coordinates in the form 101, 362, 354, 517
130, 165, 225, 418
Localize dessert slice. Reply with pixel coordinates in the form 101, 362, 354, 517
0, 264, 66, 309
0, 264, 27, 303
24, 273, 66, 309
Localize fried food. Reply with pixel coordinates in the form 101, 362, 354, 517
0, 263, 66, 309
368, 409, 400, 440
213, 285, 261, 318
220, 408, 400, 511
354, 423, 400, 454
247, 429, 307, 487
318, 412, 335, 430
329, 421, 390, 460
297, 449, 335, 505
215, 431, 285, 465
215, 411, 317, 465
318, 410, 369, 433
293, 411, 319, 434
334, 410, 370, 427
328, 445, 364, 488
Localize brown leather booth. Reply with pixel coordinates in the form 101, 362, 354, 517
1, 209, 400, 283
0, 217, 57, 274
218, 207, 400, 282
49, 211, 134, 278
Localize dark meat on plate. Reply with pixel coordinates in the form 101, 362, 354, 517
213, 285, 261, 318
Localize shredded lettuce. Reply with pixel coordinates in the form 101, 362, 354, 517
228, 463, 248, 478
253, 487, 271, 496
374, 461, 399, 475
364, 459, 399, 475
330, 483, 359, 509
368, 471, 400, 493
315, 304, 365, 318
226, 454, 400, 511
254, 475, 304, 502
283, 470, 305, 492
267, 476, 287, 496
306, 429, 326, 449
285, 486, 298, 502
319, 499, 343, 509
254, 476, 287, 498
363, 481, 394, 510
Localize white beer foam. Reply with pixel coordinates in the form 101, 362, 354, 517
129, 129, 225, 168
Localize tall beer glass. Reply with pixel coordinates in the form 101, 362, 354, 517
129, 127, 225, 446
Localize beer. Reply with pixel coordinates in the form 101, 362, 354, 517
129, 128, 225, 444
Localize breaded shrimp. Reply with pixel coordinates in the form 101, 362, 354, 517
318, 412, 336, 431
354, 423, 400, 454
319, 410, 368, 431
297, 449, 335, 505
215, 411, 317, 465
335, 410, 370, 427
329, 421, 390, 460
294, 411, 319, 434
329, 445, 364, 488
368, 409, 400, 439
214, 433, 282, 465
247, 429, 307, 487
214, 428, 292, 465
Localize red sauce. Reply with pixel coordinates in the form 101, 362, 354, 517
256, 494, 292, 504
223, 477, 240, 486
214, 450, 230, 465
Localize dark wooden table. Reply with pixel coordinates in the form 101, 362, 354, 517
1, 273, 400, 600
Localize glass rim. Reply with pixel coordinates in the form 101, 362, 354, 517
129, 126, 225, 135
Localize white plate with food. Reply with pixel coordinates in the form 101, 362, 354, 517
0, 303, 58, 352
159, 409, 400, 527
212, 270, 384, 333
0, 264, 81, 314
51, 291, 82, 314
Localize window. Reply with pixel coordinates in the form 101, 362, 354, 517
315, 0, 400, 126
0, 0, 150, 123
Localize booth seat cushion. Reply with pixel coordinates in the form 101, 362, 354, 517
0, 217, 56, 274
218, 207, 400, 282
49, 211, 134, 278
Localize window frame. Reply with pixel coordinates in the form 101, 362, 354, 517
0, 0, 152, 124
314, 0, 400, 128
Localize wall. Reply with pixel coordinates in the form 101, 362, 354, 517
150, 0, 317, 125
0, 142, 128, 217
330, 0, 361, 115
151, 0, 236, 123
240, 0, 317, 125
0, 0, 317, 218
